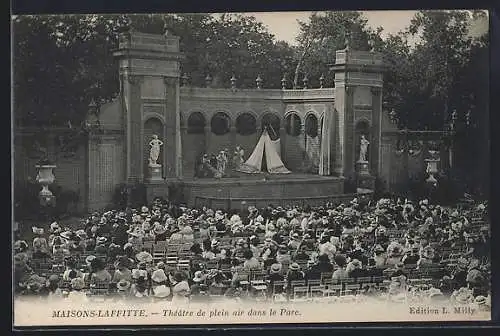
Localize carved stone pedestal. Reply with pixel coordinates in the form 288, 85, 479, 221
356, 161, 375, 190
148, 164, 164, 182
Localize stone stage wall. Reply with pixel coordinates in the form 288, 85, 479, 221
144, 175, 347, 210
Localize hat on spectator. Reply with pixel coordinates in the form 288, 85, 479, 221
289, 263, 300, 271
153, 285, 171, 298
14, 240, 28, 252
151, 269, 168, 283
351, 259, 362, 269
14, 253, 28, 266
32, 227, 44, 235
75, 230, 87, 240
96, 236, 107, 245
255, 215, 264, 223
117, 279, 131, 291
71, 277, 85, 290
211, 239, 220, 247
182, 226, 193, 235
153, 223, 166, 235
48, 274, 59, 283
135, 251, 153, 263
142, 222, 152, 231
50, 222, 61, 233
270, 263, 282, 274
85, 255, 96, 265
141, 206, 149, 214
236, 238, 245, 246
132, 269, 148, 279
475, 295, 487, 305
230, 214, 241, 223
193, 271, 205, 283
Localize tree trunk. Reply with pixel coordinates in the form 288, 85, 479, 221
293, 12, 317, 89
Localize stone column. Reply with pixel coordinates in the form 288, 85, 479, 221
229, 126, 237, 149
371, 86, 383, 175
319, 106, 333, 176
123, 74, 144, 183
343, 85, 355, 178
204, 125, 211, 154
164, 77, 182, 179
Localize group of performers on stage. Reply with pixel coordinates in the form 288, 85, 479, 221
195, 146, 245, 179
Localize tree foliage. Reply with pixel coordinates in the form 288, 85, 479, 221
12, 14, 295, 127
294, 11, 384, 88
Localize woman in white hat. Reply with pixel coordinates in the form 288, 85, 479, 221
151, 284, 171, 302
115, 279, 131, 299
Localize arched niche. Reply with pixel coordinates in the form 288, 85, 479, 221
305, 114, 319, 138
285, 113, 301, 137
261, 113, 280, 140
187, 112, 206, 134
211, 112, 231, 136
236, 113, 257, 135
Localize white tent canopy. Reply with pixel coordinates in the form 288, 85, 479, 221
237, 129, 290, 174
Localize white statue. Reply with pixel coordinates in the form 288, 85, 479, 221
359, 135, 370, 162
149, 134, 164, 166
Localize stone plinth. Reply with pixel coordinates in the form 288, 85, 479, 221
148, 164, 164, 182
356, 160, 370, 176
356, 161, 375, 190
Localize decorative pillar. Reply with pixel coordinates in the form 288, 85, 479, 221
164, 77, 182, 179
229, 125, 237, 148
370, 86, 383, 175
204, 125, 211, 154
123, 74, 144, 182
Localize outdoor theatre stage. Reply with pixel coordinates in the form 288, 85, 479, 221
146, 173, 372, 210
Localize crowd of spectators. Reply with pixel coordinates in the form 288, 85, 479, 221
13, 196, 491, 310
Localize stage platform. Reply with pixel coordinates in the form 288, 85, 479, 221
146, 173, 373, 210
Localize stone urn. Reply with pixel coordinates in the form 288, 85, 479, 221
35, 163, 56, 198
425, 150, 440, 185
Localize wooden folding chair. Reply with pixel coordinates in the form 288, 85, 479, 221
153, 244, 166, 263
343, 283, 360, 296
320, 272, 333, 285
272, 280, 286, 300
292, 286, 309, 301
89, 281, 109, 296
165, 252, 178, 267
